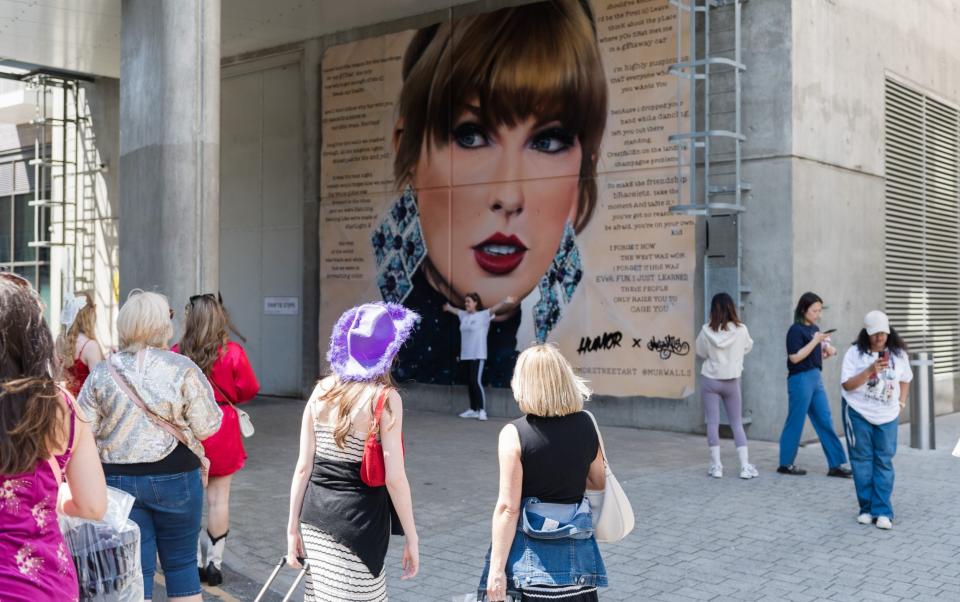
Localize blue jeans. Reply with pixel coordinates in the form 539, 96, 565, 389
106, 470, 204, 599
842, 401, 898, 519
780, 369, 848, 468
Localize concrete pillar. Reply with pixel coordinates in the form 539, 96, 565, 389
119, 0, 220, 322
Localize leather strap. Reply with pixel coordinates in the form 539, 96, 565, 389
208, 376, 239, 410
582, 410, 609, 469
370, 387, 389, 436
107, 352, 191, 449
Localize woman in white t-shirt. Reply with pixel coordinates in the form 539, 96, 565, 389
840, 310, 912, 530
443, 293, 515, 421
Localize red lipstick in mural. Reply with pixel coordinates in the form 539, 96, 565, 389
473, 233, 527, 275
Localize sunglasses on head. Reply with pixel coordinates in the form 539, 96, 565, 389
189, 293, 218, 304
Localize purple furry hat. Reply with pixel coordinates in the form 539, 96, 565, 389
327, 302, 420, 381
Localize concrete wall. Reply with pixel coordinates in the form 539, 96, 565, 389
724, 0, 795, 441
788, 0, 960, 436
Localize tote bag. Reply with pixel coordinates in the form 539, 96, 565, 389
583, 410, 635, 543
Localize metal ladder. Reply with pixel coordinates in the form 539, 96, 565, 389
25, 74, 103, 296
668, 0, 750, 310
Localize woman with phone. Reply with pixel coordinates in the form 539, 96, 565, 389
840, 311, 911, 529
778, 292, 852, 477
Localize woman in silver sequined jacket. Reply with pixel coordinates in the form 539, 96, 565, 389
78, 290, 221, 602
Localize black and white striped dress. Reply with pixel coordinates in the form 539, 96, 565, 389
302, 423, 387, 602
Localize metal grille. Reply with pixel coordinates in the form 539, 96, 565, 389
884, 78, 960, 375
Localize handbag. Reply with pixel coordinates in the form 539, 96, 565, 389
209, 378, 255, 438
107, 354, 211, 486
360, 387, 392, 487
583, 410, 635, 543
47, 457, 144, 601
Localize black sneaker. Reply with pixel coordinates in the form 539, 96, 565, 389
206, 562, 223, 587
776, 464, 807, 475
827, 466, 853, 478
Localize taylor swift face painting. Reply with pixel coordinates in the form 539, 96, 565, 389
413, 111, 581, 305
393, 0, 608, 312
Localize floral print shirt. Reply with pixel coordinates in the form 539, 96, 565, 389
0, 396, 78, 601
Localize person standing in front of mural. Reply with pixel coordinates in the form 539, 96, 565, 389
840, 311, 912, 530
56, 290, 104, 397
695, 292, 757, 479
778, 292, 852, 477
443, 292, 516, 421
173, 294, 260, 587
373, 0, 608, 388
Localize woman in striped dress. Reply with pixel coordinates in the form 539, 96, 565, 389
287, 303, 420, 601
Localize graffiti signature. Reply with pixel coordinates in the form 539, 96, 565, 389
647, 335, 690, 360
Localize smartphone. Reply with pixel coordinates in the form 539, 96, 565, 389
822, 328, 837, 335
879, 350, 888, 361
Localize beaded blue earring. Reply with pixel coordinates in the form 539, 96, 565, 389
371, 186, 427, 303
534, 221, 583, 342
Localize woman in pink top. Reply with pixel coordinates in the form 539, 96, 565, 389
173, 293, 260, 587
0, 273, 107, 601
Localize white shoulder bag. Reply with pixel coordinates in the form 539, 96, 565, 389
583, 410, 635, 543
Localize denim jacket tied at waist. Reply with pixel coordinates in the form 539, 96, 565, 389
478, 496, 608, 595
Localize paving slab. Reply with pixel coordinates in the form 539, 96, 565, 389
146, 395, 960, 601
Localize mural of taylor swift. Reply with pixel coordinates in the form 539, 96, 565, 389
372, 0, 608, 387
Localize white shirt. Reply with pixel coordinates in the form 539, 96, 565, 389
457, 309, 494, 360
841, 347, 913, 425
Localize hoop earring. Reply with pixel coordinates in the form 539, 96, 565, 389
534, 221, 583, 342
371, 186, 427, 303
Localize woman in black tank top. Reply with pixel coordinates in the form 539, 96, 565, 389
479, 344, 608, 602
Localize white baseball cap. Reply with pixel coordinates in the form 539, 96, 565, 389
864, 310, 890, 335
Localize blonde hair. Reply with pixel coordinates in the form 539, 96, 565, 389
117, 290, 174, 353
394, 0, 607, 233
511, 344, 591, 417
56, 290, 98, 374
178, 295, 229, 373
316, 373, 396, 450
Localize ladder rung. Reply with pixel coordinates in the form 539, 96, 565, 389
669, 130, 745, 142
708, 184, 752, 195
28, 199, 60, 208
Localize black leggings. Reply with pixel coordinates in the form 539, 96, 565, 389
465, 359, 486, 411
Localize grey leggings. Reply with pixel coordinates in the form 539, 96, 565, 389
702, 376, 748, 447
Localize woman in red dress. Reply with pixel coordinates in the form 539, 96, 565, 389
173, 294, 259, 586
56, 291, 104, 397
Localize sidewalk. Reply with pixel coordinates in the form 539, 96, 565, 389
155, 396, 960, 601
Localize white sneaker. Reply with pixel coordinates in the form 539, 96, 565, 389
478, 409, 488, 421
459, 409, 479, 419
739, 464, 759, 479
857, 513, 873, 525
708, 464, 723, 478
875, 516, 893, 530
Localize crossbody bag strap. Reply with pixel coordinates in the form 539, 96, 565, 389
582, 410, 609, 469
369, 386, 389, 437
208, 376, 237, 409
107, 356, 191, 449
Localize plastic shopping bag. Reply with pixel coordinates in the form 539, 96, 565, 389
59, 486, 143, 601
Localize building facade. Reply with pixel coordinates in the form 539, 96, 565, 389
1, 0, 958, 441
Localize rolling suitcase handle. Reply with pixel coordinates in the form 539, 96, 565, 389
254, 556, 310, 602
